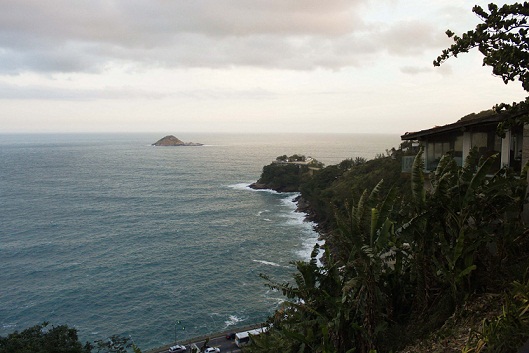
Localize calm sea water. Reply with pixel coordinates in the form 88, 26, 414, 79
0, 133, 400, 350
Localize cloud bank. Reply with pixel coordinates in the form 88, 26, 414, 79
0, 0, 454, 73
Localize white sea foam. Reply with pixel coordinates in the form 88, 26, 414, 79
258, 210, 272, 221
279, 193, 300, 207
224, 315, 246, 328
297, 232, 325, 262
254, 188, 280, 195
262, 289, 286, 310
278, 195, 316, 229
276, 193, 325, 262
264, 296, 285, 306
228, 183, 254, 191
227, 183, 280, 194
282, 210, 306, 226
253, 259, 282, 267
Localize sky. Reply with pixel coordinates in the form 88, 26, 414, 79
0, 0, 527, 134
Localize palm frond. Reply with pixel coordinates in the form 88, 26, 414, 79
411, 148, 426, 209
463, 153, 498, 207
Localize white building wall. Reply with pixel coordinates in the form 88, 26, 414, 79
462, 131, 472, 164
501, 130, 512, 168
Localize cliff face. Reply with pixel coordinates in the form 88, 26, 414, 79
152, 135, 203, 146
248, 162, 306, 193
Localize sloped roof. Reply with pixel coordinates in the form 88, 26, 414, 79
401, 111, 504, 140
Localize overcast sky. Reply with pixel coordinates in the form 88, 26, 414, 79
0, 0, 526, 134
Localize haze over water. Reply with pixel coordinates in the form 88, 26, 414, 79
0, 133, 400, 350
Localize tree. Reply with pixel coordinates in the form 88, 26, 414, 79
255, 181, 399, 353
276, 155, 288, 162
0, 322, 91, 353
332, 181, 398, 353
434, 2, 529, 124
0, 323, 142, 353
258, 245, 343, 353
93, 335, 140, 353
257, 163, 304, 192
401, 147, 528, 325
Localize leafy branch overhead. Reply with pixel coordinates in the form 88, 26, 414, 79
434, 2, 529, 123
434, 3, 529, 90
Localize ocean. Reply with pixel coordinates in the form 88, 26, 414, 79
0, 133, 400, 350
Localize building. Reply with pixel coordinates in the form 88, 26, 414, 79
401, 110, 529, 175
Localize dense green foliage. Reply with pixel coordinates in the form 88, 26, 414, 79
299, 154, 405, 232
256, 163, 306, 192
0, 323, 91, 353
276, 154, 307, 163
252, 6, 529, 350
255, 155, 323, 192
0, 323, 141, 353
247, 147, 529, 353
464, 276, 529, 353
434, 3, 529, 90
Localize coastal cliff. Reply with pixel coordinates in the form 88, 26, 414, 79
249, 154, 321, 193
152, 135, 203, 146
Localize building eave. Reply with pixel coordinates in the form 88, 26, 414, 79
401, 114, 504, 141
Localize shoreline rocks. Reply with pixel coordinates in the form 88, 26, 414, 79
248, 182, 299, 193
248, 182, 273, 190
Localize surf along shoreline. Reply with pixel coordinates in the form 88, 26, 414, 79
150, 153, 325, 352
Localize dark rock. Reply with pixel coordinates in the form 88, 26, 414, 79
249, 182, 269, 190
248, 182, 298, 193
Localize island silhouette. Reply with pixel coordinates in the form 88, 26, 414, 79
152, 135, 203, 146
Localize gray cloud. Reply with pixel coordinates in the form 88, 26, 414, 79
0, 0, 452, 74
377, 20, 449, 56
0, 81, 169, 100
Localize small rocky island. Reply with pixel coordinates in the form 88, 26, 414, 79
152, 135, 203, 146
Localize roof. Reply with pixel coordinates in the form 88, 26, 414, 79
401, 112, 504, 140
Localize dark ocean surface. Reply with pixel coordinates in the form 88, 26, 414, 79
0, 133, 400, 350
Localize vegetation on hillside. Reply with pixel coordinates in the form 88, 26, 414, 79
244, 4, 529, 351
299, 153, 406, 233
251, 155, 323, 192
247, 146, 529, 353
6, 149, 528, 353
5, 3, 529, 353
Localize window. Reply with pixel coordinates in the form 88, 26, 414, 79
470, 126, 501, 173
425, 132, 463, 171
